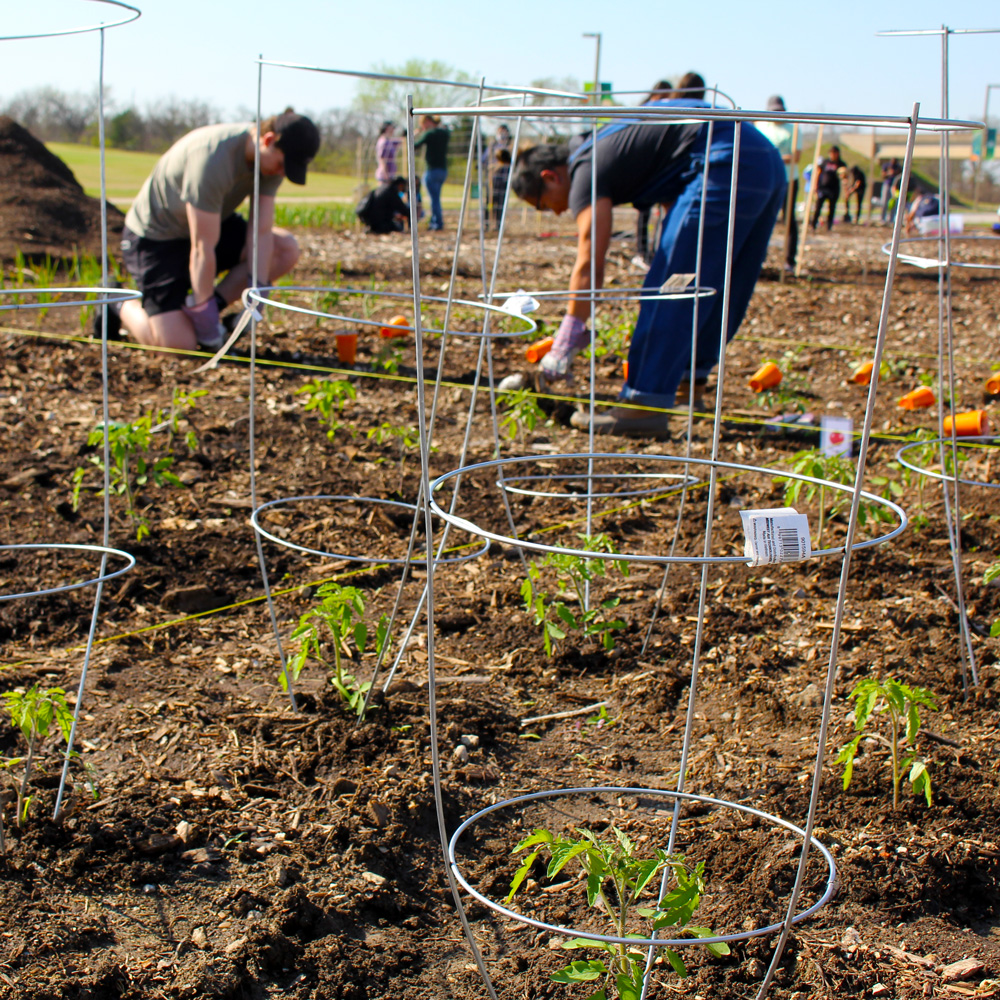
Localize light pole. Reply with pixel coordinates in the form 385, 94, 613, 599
973, 83, 1000, 207
582, 32, 602, 105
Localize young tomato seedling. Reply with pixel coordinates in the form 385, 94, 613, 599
286, 582, 391, 716
1, 685, 74, 849
498, 388, 549, 450
836, 675, 938, 810
297, 378, 357, 440
521, 533, 629, 657
506, 825, 729, 998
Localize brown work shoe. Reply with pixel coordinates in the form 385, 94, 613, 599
570, 405, 670, 439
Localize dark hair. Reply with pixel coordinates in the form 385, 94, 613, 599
379, 121, 395, 135
830, 145, 841, 154
672, 72, 705, 100
644, 80, 673, 103
392, 176, 407, 190
496, 147, 511, 164
511, 144, 569, 203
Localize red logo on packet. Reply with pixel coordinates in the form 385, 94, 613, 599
829, 432, 845, 445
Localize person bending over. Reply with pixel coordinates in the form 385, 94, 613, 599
115, 110, 319, 352
358, 177, 410, 234
510, 99, 785, 437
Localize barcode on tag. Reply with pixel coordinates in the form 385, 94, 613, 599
661, 273, 697, 292
740, 507, 812, 567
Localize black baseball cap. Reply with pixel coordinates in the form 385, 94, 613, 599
274, 112, 320, 185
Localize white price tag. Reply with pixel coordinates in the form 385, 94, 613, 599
821, 415, 853, 458
661, 273, 697, 292
501, 289, 540, 315
740, 507, 812, 567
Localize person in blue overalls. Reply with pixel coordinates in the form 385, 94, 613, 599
510, 87, 786, 436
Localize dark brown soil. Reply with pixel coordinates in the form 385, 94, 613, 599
0, 217, 999, 1000
0, 118, 123, 264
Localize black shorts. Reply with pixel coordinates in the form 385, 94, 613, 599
120, 213, 247, 317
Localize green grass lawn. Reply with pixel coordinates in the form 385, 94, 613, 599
47, 142, 467, 210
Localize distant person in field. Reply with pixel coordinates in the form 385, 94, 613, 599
509, 79, 786, 437
490, 148, 511, 228
811, 145, 842, 232
905, 191, 941, 235
844, 164, 867, 223
414, 114, 450, 231
357, 176, 409, 234
754, 94, 801, 272
374, 121, 403, 184
881, 158, 901, 223
111, 110, 319, 351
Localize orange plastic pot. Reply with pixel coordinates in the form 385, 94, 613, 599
336, 333, 358, 365
986, 375, 1000, 395
525, 337, 553, 363
851, 362, 875, 385
379, 315, 410, 338
898, 386, 935, 410
944, 410, 990, 436
748, 362, 782, 393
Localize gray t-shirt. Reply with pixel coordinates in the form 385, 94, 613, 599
125, 123, 283, 240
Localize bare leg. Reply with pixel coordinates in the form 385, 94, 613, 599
216, 228, 300, 305
121, 301, 197, 350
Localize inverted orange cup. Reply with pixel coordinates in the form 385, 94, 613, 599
944, 410, 990, 436
623, 360, 630, 382
525, 336, 553, 363
749, 362, 782, 393
336, 333, 358, 365
379, 315, 410, 338
986, 375, 1000, 395
898, 386, 935, 410
851, 362, 875, 385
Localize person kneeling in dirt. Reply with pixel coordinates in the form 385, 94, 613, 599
109, 110, 319, 352
356, 177, 410, 234
509, 94, 785, 437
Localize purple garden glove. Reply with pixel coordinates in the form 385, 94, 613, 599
540, 314, 590, 380
182, 296, 222, 346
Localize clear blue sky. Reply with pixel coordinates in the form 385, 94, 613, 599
2, 0, 998, 125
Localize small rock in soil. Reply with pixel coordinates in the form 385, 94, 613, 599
459, 734, 479, 749
190, 927, 209, 950
453, 744, 470, 764
369, 799, 390, 827
362, 871, 387, 886
332, 777, 357, 795
793, 683, 823, 707
175, 820, 195, 843
225, 937, 247, 955
940, 958, 985, 981
842, 926, 862, 948
872, 985, 890, 997
161, 584, 229, 614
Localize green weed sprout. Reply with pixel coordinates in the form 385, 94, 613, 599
367, 421, 426, 490
984, 563, 1000, 637
506, 826, 729, 997
582, 313, 634, 366
297, 378, 357, 439
521, 533, 629, 657
286, 582, 391, 716
835, 675, 938, 810
499, 388, 549, 449
1, 685, 73, 846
